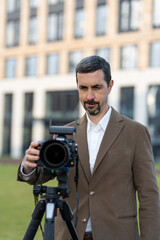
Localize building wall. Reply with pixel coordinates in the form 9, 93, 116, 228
0, 0, 160, 159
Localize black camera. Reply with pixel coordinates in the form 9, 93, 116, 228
38, 125, 78, 175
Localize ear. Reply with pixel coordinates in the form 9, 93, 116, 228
108, 80, 114, 94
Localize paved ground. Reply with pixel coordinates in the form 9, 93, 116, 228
0, 157, 160, 175
0, 158, 21, 165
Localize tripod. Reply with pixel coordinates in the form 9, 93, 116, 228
23, 169, 79, 240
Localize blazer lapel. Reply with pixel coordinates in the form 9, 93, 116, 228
92, 108, 124, 176
74, 115, 91, 182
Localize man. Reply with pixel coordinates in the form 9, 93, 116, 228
18, 56, 160, 240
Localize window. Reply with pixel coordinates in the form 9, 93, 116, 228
74, 8, 85, 38
25, 56, 37, 76
5, 58, 16, 78
74, 0, 85, 38
29, 0, 38, 44
96, 3, 107, 35
2, 94, 13, 155
96, 48, 110, 62
45, 90, 79, 138
68, 51, 82, 73
147, 85, 160, 161
150, 41, 160, 67
119, 0, 141, 32
47, 12, 64, 41
153, 0, 160, 28
6, 0, 20, 13
22, 93, 34, 154
28, 16, 38, 44
30, 0, 39, 8
120, 87, 134, 119
121, 44, 138, 69
46, 53, 59, 75
6, 20, 20, 47
6, 0, 20, 47
48, 0, 64, 4
47, 0, 64, 41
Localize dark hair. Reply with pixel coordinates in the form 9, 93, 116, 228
76, 55, 112, 85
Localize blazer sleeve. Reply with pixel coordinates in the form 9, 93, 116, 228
17, 163, 54, 185
133, 125, 160, 240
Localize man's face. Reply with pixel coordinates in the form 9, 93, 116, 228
77, 69, 113, 119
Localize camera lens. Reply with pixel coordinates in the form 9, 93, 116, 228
40, 140, 69, 169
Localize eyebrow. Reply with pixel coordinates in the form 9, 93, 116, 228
79, 83, 104, 89
92, 84, 103, 88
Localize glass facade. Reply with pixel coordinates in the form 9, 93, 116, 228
150, 41, 160, 67
120, 87, 134, 119
30, 0, 39, 8
6, 20, 20, 47
28, 16, 38, 44
25, 56, 37, 76
68, 51, 82, 73
45, 90, 79, 138
47, 0, 64, 41
6, 0, 20, 13
5, 58, 16, 78
6, 0, 20, 47
48, 0, 64, 4
96, 3, 107, 35
147, 85, 160, 162
74, 8, 85, 38
46, 53, 59, 75
2, 94, 13, 155
22, 93, 34, 154
119, 0, 141, 32
96, 48, 110, 62
47, 12, 63, 41
121, 44, 138, 69
152, 0, 160, 28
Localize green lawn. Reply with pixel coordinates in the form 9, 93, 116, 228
0, 164, 57, 240
0, 164, 160, 240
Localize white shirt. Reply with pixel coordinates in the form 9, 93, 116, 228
85, 106, 112, 232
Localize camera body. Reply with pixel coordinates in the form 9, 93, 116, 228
37, 126, 78, 175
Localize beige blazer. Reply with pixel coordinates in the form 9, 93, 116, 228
18, 108, 160, 240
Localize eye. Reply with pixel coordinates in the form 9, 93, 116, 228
79, 85, 88, 90
92, 85, 102, 90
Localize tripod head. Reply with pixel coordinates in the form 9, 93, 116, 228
33, 168, 70, 199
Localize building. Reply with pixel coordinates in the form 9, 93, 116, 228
0, 0, 160, 161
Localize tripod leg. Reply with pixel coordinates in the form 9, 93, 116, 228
23, 200, 46, 240
43, 202, 56, 240
59, 201, 79, 240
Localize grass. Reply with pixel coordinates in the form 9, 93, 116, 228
155, 161, 160, 170
0, 163, 160, 240
0, 164, 57, 240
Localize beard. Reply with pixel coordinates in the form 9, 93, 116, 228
84, 100, 101, 116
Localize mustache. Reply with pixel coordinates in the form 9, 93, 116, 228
84, 100, 99, 105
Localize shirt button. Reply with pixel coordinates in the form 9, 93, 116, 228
90, 191, 95, 196
82, 218, 87, 223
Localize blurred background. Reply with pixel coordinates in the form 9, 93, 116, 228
0, 1, 160, 239
0, 0, 160, 162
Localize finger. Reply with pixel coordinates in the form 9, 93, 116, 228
24, 159, 37, 169
27, 147, 40, 156
26, 153, 40, 161
25, 143, 40, 155
30, 141, 40, 148
22, 156, 37, 169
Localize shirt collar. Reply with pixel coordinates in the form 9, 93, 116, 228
87, 106, 112, 132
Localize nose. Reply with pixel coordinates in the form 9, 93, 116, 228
87, 89, 94, 101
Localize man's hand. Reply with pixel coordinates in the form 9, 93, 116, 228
22, 141, 40, 174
